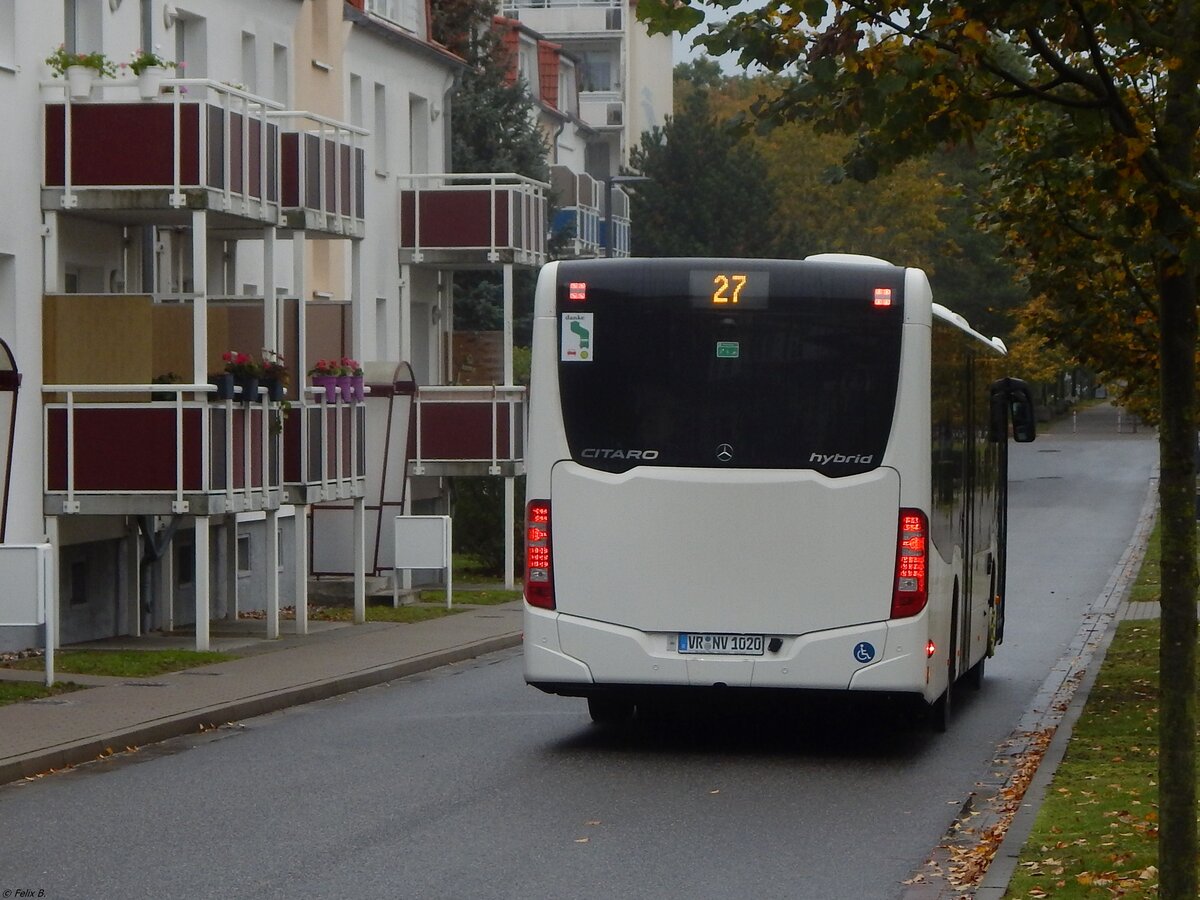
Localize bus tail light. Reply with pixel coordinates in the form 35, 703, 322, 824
525, 500, 555, 609
891, 509, 928, 619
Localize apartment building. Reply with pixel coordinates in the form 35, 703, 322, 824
498, 0, 673, 179
0, 0, 652, 654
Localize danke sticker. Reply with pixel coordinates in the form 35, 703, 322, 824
561, 312, 594, 362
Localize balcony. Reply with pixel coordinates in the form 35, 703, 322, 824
282, 389, 368, 505
500, 0, 622, 33
44, 384, 279, 516
579, 93, 624, 132
274, 111, 368, 238
398, 173, 547, 268
44, 384, 366, 517
600, 184, 631, 258
407, 386, 525, 477
42, 79, 365, 237
549, 166, 600, 258
41, 292, 366, 516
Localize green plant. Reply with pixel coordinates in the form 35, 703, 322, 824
3, 649, 233, 678
309, 358, 342, 377
124, 47, 176, 75
260, 349, 289, 386
222, 350, 262, 378
45, 44, 117, 78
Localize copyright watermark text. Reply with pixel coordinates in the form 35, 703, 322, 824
3, 890, 47, 898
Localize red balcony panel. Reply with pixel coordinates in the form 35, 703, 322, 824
280, 133, 365, 216
47, 407, 203, 491
399, 190, 512, 249
281, 133, 301, 207
230, 407, 266, 489
407, 402, 518, 460
44, 103, 202, 187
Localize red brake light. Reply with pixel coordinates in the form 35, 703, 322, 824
873, 287, 893, 307
891, 509, 928, 618
568, 282, 587, 302
524, 500, 554, 609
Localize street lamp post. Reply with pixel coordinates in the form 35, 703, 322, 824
603, 174, 651, 258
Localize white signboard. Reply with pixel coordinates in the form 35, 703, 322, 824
393, 516, 452, 608
0, 544, 55, 685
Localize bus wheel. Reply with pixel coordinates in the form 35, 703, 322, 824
930, 687, 952, 733
587, 695, 634, 725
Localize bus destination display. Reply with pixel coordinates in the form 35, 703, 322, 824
688, 270, 770, 309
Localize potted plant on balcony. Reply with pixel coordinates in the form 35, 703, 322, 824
260, 349, 288, 403
124, 47, 177, 100
221, 350, 263, 403
46, 44, 117, 100
309, 359, 341, 403
340, 357, 365, 402
151, 371, 184, 402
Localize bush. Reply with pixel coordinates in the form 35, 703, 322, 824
450, 476, 525, 576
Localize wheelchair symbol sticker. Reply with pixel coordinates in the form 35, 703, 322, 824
853, 642, 876, 664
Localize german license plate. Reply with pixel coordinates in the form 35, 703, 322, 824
677, 633, 765, 656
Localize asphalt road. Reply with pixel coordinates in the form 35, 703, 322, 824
0, 418, 1157, 900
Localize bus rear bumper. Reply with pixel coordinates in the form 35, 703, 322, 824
524, 606, 931, 698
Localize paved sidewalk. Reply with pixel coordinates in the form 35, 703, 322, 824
0, 600, 523, 785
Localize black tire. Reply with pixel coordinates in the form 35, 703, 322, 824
587, 695, 634, 725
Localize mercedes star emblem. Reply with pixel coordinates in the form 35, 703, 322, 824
716, 443, 734, 462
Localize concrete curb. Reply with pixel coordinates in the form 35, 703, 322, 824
0, 631, 521, 786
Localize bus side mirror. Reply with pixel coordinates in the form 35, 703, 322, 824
990, 377, 1037, 443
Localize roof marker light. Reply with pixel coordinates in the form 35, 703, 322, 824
873, 287, 893, 308
568, 282, 587, 302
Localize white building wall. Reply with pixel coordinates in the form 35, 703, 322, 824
0, 0, 470, 648
343, 26, 454, 370
0, 4, 59, 544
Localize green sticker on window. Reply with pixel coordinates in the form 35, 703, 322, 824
716, 342, 740, 359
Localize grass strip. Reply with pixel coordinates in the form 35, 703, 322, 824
2, 649, 234, 678
418, 589, 521, 606
1003, 521, 1190, 898
0, 681, 85, 707
309, 604, 465, 624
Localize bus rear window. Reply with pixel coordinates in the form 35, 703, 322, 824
555, 259, 904, 475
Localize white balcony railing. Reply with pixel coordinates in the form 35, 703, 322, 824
43, 383, 278, 516
409, 385, 526, 477
45, 79, 285, 220
399, 173, 548, 266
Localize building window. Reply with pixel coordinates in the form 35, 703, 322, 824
409, 94, 428, 173
367, 0, 417, 33
273, 43, 289, 105
374, 83, 388, 175
65, 0, 102, 55
237, 534, 251, 573
0, 1, 15, 72
580, 50, 615, 92
349, 74, 364, 129
174, 13, 207, 79
241, 32, 257, 94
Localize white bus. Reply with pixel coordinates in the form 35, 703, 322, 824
522, 255, 1035, 729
